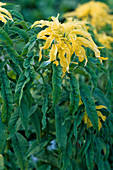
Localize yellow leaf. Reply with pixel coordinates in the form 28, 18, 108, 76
96, 105, 107, 110
97, 111, 106, 121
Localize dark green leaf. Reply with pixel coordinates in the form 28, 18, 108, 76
80, 83, 98, 130
20, 97, 29, 133
0, 114, 5, 153
4, 44, 22, 68
79, 133, 91, 158
30, 107, 41, 143
52, 64, 62, 105
93, 88, 111, 112
0, 27, 13, 45
55, 106, 67, 151
8, 107, 20, 139
25, 140, 49, 158
85, 146, 94, 170
15, 72, 29, 104
85, 66, 97, 88
0, 61, 7, 73
12, 133, 28, 170
0, 71, 13, 124
68, 73, 79, 115
10, 26, 29, 43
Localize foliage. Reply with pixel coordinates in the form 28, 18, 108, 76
0, 1, 113, 170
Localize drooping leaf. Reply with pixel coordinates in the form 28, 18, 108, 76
80, 83, 98, 130
8, 60, 21, 76
85, 66, 97, 88
15, 72, 29, 104
85, 146, 94, 170
4, 44, 22, 68
20, 97, 29, 133
29, 105, 41, 143
21, 35, 37, 56
0, 71, 13, 124
68, 73, 79, 115
0, 114, 5, 153
74, 110, 84, 141
25, 140, 49, 158
52, 64, 62, 105
93, 88, 111, 112
79, 133, 91, 158
37, 151, 60, 169
42, 84, 51, 130
97, 156, 105, 170
10, 26, 29, 43
10, 10, 24, 21
42, 94, 48, 130
55, 106, 67, 151
12, 133, 28, 170
0, 27, 13, 45
0, 61, 7, 73
8, 107, 20, 139
104, 160, 111, 170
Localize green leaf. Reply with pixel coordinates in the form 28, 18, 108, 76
8, 107, 20, 139
52, 64, 62, 105
68, 73, 79, 115
0, 71, 13, 124
10, 10, 24, 21
20, 97, 29, 133
37, 151, 60, 169
97, 156, 104, 170
23, 52, 35, 69
38, 61, 51, 70
38, 165, 51, 170
21, 35, 37, 56
25, 140, 49, 158
80, 83, 98, 130
93, 88, 111, 112
8, 60, 21, 76
10, 26, 29, 43
4, 44, 22, 68
30, 106, 41, 143
79, 133, 91, 158
74, 110, 84, 141
104, 144, 110, 161
74, 66, 89, 76
104, 161, 111, 170
0, 114, 5, 153
42, 94, 48, 130
85, 146, 94, 170
0, 61, 7, 73
0, 27, 13, 45
85, 66, 97, 88
12, 133, 28, 170
42, 84, 51, 130
62, 140, 73, 170
15, 72, 29, 104
55, 106, 67, 151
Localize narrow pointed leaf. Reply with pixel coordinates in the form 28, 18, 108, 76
0, 71, 13, 124
68, 73, 79, 115
80, 83, 98, 130
52, 64, 62, 105
12, 133, 28, 170
55, 106, 67, 151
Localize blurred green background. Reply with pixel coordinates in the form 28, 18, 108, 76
2, 0, 113, 23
